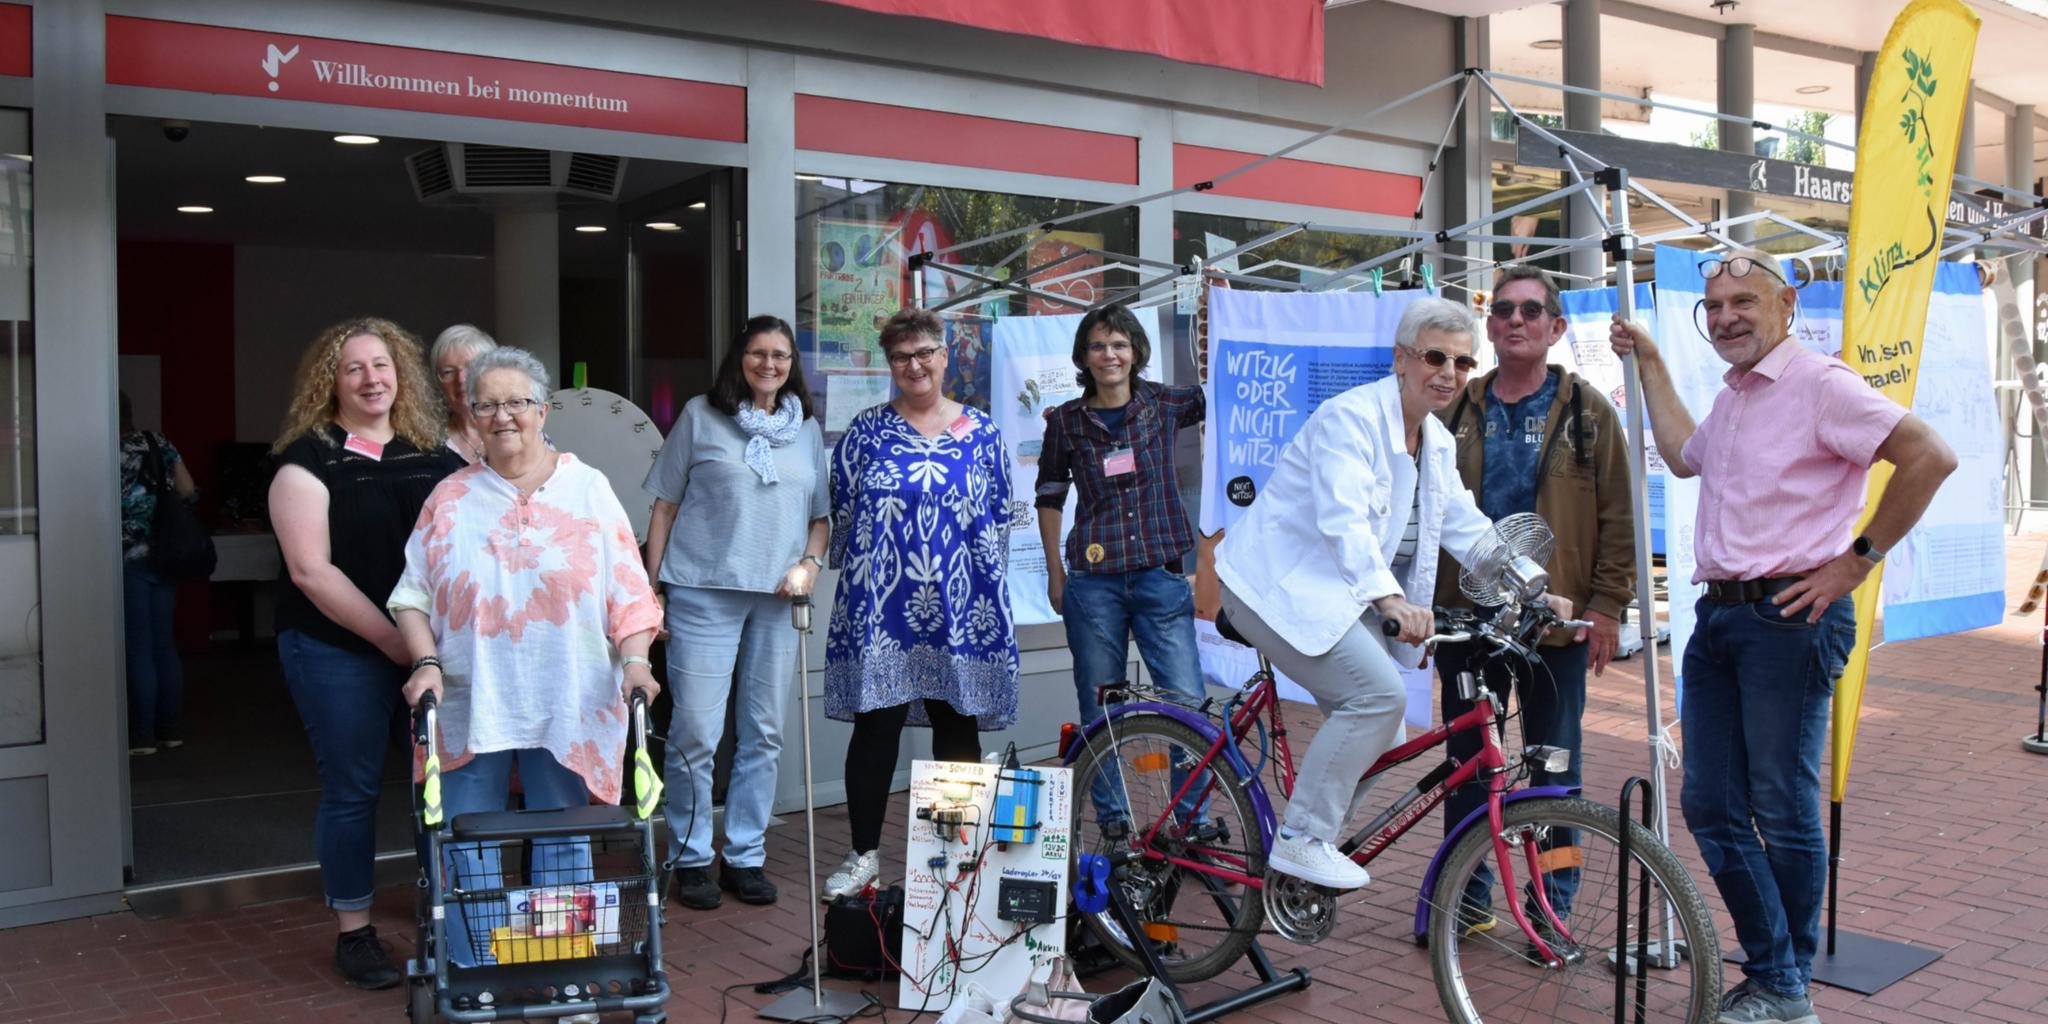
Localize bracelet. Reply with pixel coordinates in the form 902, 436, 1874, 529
622, 655, 652, 669
410, 655, 441, 673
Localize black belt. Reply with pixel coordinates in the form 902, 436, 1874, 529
1702, 576, 1802, 604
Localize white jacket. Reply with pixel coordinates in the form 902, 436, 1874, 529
1216, 374, 1492, 665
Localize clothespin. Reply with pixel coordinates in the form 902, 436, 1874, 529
1421, 263, 1436, 292
1370, 268, 1384, 296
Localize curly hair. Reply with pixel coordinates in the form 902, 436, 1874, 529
271, 317, 444, 454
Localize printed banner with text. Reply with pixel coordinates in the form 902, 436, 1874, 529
991, 310, 1159, 627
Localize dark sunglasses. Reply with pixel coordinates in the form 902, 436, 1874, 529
1402, 345, 1479, 372
1488, 299, 1554, 321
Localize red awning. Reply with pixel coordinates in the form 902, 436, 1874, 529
816, 0, 1324, 86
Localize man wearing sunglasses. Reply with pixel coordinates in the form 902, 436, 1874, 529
1611, 247, 1956, 1024
1432, 265, 1636, 942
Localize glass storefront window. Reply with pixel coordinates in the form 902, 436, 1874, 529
793, 176, 1138, 436
0, 108, 38, 748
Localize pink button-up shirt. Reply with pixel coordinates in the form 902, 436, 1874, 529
1680, 338, 1907, 582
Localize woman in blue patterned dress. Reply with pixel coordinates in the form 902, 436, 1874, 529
821, 307, 1019, 899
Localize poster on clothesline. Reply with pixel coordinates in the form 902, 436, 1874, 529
990, 309, 1160, 627
1196, 287, 1437, 727
1559, 284, 1666, 553
1652, 248, 2004, 707
1198, 288, 1432, 534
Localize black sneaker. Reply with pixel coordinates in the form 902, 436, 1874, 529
334, 925, 401, 990
719, 863, 779, 905
671, 865, 722, 910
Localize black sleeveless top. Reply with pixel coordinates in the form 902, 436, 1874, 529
273, 424, 464, 657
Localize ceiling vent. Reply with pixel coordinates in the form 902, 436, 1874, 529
405, 143, 626, 202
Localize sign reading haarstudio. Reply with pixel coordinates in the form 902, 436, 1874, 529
1517, 127, 2042, 236
104, 16, 746, 141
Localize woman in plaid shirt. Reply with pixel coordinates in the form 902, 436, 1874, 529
1035, 304, 1208, 833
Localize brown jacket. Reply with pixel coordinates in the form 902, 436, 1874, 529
1431, 365, 1636, 644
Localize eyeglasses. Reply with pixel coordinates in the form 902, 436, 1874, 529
1698, 256, 1788, 287
470, 398, 538, 418
886, 345, 944, 368
745, 349, 794, 364
1488, 299, 1553, 321
1401, 346, 1479, 373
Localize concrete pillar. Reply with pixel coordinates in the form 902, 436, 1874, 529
1854, 52, 1876, 128
1562, 0, 1604, 284
492, 198, 561, 380
745, 50, 797, 350
1719, 23, 1756, 243
1957, 85, 1976, 181
2007, 102, 2039, 507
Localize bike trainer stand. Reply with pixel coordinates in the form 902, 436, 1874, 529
1076, 851, 1311, 1023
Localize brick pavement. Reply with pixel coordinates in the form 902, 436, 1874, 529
5, 537, 2048, 1023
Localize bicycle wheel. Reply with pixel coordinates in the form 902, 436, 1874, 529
1069, 712, 1266, 984
1427, 797, 1720, 1024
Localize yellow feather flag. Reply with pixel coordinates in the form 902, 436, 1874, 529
1834, 0, 1979, 803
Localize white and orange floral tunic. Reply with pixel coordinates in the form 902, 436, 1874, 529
389, 454, 662, 804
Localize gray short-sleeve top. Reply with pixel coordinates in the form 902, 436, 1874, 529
642, 394, 830, 593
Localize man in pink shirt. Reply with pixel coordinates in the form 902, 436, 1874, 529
1611, 247, 1956, 1024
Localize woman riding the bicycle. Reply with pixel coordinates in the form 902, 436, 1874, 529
1215, 296, 1570, 891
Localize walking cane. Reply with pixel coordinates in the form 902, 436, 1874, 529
759, 593, 871, 1021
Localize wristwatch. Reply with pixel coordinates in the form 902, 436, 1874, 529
801, 554, 825, 571
1851, 535, 1886, 565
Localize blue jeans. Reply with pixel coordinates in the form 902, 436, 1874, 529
439, 748, 594, 967
1437, 638, 1589, 918
661, 584, 795, 869
277, 629, 408, 911
1064, 566, 1207, 823
123, 558, 183, 746
1681, 595, 1853, 998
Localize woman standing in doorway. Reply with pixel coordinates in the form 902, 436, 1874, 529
268, 317, 463, 989
641, 315, 829, 910
820, 307, 1019, 899
431, 324, 497, 466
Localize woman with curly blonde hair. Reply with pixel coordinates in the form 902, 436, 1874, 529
267, 317, 465, 989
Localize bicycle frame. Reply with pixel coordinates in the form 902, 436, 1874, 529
1069, 656, 1580, 963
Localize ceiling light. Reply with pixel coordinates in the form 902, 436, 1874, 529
333, 134, 381, 145
1530, 39, 1564, 50
575, 225, 607, 233
645, 222, 682, 231
176, 205, 214, 213
1795, 85, 1830, 95
796, 174, 826, 181
245, 174, 287, 184
688, 201, 707, 210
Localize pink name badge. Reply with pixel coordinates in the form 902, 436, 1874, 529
947, 415, 974, 442
342, 433, 385, 461
1104, 447, 1137, 477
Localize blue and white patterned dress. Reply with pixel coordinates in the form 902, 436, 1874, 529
825, 403, 1020, 729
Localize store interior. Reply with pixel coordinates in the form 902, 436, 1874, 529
111, 113, 738, 890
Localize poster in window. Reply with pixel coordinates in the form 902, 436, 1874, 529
1023, 230, 1103, 315
941, 316, 993, 413
816, 219, 904, 369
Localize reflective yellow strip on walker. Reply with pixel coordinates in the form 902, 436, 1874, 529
633, 745, 663, 820
421, 752, 444, 826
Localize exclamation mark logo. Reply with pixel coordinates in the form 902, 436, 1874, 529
261, 43, 300, 92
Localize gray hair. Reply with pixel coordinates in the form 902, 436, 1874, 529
1394, 295, 1478, 350
465, 346, 552, 406
430, 323, 498, 368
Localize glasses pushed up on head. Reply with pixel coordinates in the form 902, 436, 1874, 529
470, 397, 538, 418
1698, 255, 1790, 287
1693, 255, 1800, 342
1403, 345, 1479, 373
886, 345, 944, 368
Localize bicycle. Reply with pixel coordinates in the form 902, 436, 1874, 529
1058, 571, 1719, 1022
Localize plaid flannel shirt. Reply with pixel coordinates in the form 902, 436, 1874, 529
1034, 380, 1204, 575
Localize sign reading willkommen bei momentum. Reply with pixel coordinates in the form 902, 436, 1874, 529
104, 16, 746, 141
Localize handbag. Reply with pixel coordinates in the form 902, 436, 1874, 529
141, 433, 217, 581
1003, 957, 1091, 1023
1010, 975, 1182, 1024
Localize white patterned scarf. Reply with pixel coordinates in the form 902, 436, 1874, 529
734, 393, 802, 483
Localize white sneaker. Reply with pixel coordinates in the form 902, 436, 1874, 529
1268, 832, 1370, 890
822, 849, 880, 902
